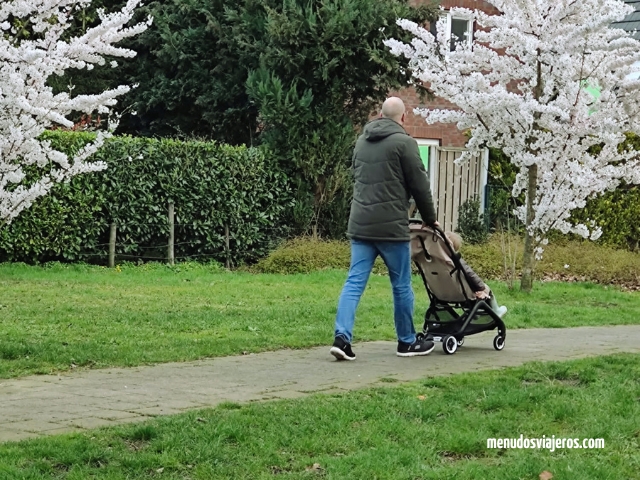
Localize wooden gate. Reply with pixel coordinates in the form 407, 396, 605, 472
433, 147, 487, 232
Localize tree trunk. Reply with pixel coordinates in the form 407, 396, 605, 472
312, 177, 326, 240
520, 164, 538, 292
521, 55, 543, 292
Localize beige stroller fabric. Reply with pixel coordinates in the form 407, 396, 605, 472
409, 224, 477, 304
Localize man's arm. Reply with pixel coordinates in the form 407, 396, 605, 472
400, 139, 437, 225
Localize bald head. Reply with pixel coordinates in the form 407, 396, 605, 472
381, 97, 406, 124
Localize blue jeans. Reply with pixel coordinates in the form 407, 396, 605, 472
334, 240, 416, 345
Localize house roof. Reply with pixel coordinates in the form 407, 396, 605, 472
612, 0, 640, 40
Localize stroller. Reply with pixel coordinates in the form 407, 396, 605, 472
409, 220, 506, 355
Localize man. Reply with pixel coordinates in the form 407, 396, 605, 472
330, 97, 439, 361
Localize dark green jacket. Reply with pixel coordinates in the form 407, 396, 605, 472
347, 118, 437, 242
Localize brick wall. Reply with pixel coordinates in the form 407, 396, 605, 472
439, 0, 500, 14
393, 87, 469, 147
396, 0, 500, 146
409, 0, 499, 14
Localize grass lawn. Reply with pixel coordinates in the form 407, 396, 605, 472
1, 262, 640, 379
0, 354, 638, 479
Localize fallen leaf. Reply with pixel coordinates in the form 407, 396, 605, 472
305, 463, 323, 472
417, 395, 426, 401
196, 417, 207, 423
156, 467, 164, 473
539, 471, 553, 480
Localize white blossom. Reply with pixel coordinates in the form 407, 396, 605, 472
534, 246, 544, 260
385, 0, 640, 254
0, 0, 151, 224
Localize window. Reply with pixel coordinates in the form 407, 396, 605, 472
450, 17, 472, 51
429, 12, 473, 51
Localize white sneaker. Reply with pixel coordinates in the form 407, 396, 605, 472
496, 306, 508, 318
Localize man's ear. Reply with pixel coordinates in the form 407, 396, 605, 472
379, 112, 383, 118
401, 112, 406, 124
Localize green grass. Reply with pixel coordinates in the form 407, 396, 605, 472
1, 262, 640, 379
0, 354, 638, 479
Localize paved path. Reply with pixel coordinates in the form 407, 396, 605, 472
1, 325, 640, 443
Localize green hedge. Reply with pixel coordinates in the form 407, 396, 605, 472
0, 131, 293, 265
569, 134, 640, 251
487, 135, 640, 250
571, 184, 640, 252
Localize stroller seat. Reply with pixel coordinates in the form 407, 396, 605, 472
409, 221, 506, 354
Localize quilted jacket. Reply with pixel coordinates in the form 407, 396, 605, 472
347, 117, 437, 242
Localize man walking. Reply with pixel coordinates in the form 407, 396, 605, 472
330, 97, 439, 361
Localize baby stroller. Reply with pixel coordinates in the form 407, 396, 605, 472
409, 220, 506, 355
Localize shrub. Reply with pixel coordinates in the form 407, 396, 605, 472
255, 235, 640, 288
253, 237, 387, 274
570, 184, 640, 251
461, 235, 640, 287
485, 147, 525, 234
0, 131, 293, 265
455, 196, 488, 245
488, 135, 640, 249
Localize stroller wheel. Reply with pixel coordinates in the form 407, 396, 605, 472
457, 338, 464, 347
493, 335, 505, 351
443, 335, 458, 355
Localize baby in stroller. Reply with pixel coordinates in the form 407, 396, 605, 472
409, 222, 508, 354
443, 231, 507, 318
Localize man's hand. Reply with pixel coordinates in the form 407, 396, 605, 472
422, 220, 440, 229
475, 290, 489, 300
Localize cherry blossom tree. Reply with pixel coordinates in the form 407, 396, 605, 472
0, 0, 150, 224
385, 0, 640, 291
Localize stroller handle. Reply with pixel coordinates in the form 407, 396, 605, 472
409, 217, 446, 237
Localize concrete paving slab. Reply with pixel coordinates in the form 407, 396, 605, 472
1, 325, 639, 443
